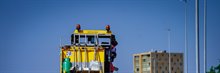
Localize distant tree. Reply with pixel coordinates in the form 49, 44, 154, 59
207, 66, 216, 73
215, 64, 220, 73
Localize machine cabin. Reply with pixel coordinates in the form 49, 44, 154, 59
60, 27, 117, 73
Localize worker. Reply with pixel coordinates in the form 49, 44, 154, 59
110, 35, 118, 62
109, 35, 119, 73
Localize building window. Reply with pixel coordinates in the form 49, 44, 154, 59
147, 54, 150, 57
136, 68, 139, 71
143, 59, 146, 62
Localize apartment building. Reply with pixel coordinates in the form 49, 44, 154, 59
133, 50, 183, 73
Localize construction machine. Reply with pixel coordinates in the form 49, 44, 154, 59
60, 24, 118, 73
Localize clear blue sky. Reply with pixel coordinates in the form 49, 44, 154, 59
0, 0, 220, 73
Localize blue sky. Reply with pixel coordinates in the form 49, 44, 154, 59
0, 0, 220, 73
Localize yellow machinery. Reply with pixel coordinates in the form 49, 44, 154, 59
60, 24, 117, 73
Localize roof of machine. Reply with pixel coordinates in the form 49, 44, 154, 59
74, 30, 112, 34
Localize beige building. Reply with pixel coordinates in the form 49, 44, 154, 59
133, 50, 183, 73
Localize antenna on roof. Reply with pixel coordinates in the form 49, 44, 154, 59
168, 27, 171, 73
60, 36, 62, 47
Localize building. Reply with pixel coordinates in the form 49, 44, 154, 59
133, 50, 183, 73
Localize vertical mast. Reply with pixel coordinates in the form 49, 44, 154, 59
195, 0, 200, 73
184, 0, 188, 73
204, 0, 207, 73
